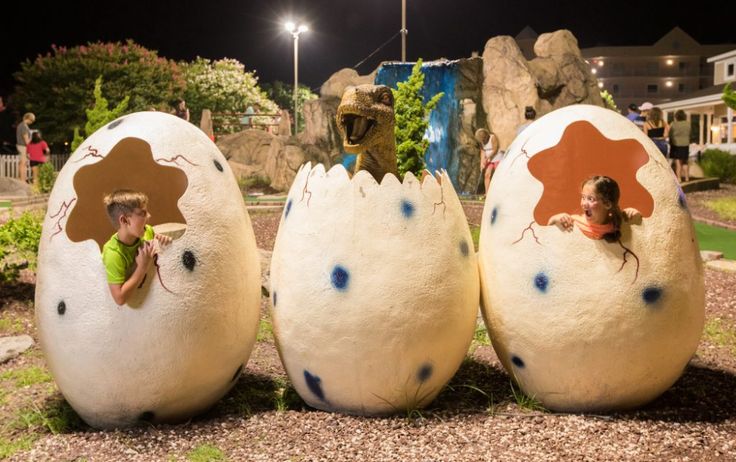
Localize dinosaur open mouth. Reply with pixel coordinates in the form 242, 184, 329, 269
341, 114, 376, 145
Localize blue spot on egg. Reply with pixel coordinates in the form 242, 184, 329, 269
107, 118, 124, 129
401, 200, 415, 218
642, 287, 663, 305
534, 272, 548, 293
284, 199, 293, 219
331, 265, 350, 291
459, 240, 469, 257
304, 370, 325, 401
417, 363, 433, 382
491, 207, 498, 225
511, 355, 525, 368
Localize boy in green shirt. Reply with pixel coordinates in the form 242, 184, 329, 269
102, 190, 171, 305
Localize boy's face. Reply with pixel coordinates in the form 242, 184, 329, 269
122, 207, 150, 238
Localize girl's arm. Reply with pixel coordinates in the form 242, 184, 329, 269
548, 213, 574, 231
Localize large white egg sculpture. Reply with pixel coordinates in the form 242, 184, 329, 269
35, 112, 261, 428
479, 104, 704, 411
270, 164, 479, 414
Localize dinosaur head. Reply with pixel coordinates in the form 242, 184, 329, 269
336, 84, 395, 155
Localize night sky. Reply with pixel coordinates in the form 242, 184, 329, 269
2, 0, 733, 97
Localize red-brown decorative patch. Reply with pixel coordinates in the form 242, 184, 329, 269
66, 137, 189, 250
527, 121, 654, 225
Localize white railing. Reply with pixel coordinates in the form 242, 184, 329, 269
0, 154, 69, 180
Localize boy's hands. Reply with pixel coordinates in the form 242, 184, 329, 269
155, 234, 173, 246
135, 241, 156, 272
548, 213, 574, 232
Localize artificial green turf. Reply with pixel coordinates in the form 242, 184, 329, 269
694, 222, 736, 260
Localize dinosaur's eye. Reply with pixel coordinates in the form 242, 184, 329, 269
378, 91, 393, 107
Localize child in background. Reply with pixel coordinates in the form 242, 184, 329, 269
102, 190, 172, 305
26, 131, 49, 190
548, 176, 641, 242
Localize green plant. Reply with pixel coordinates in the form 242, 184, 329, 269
0, 435, 36, 459
473, 325, 490, 346
699, 149, 736, 184
509, 380, 546, 412
9, 398, 84, 435
257, 318, 273, 342
13, 40, 184, 145
37, 161, 57, 193
600, 90, 618, 111
261, 80, 318, 132
0, 211, 43, 282
704, 197, 736, 221
1, 366, 52, 387
238, 174, 272, 193
181, 58, 279, 132
469, 225, 480, 252
704, 318, 736, 354
71, 76, 130, 151
187, 444, 227, 462
393, 59, 444, 179
723, 82, 736, 111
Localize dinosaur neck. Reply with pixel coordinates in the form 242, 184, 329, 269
355, 137, 398, 182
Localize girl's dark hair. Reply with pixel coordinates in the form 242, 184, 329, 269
31, 131, 42, 144
583, 175, 622, 242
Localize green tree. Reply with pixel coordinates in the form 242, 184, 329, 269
261, 80, 317, 131
600, 90, 618, 111
181, 57, 279, 132
723, 83, 736, 111
13, 40, 184, 145
71, 76, 129, 151
392, 59, 444, 179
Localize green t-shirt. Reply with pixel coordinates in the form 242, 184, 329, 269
102, 225, 155, 284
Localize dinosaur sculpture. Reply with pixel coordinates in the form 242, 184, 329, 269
336, 84, 398, 182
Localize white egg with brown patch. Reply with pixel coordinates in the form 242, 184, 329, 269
479, 104, 704, 411
35, 112, 261, 428
270, 164, 479, 414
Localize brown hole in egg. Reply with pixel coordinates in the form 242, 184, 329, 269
527, 121, 654, 225
66, 137, 188, 250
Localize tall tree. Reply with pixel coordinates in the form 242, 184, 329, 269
13, 40, 184, 144
71, 76, 129, 151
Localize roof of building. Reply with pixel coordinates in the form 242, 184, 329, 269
658, 83, 728, 110
708, 49, 736, 63
581, 27, 735, 58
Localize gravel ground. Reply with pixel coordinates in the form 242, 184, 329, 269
1, 198, 735, 462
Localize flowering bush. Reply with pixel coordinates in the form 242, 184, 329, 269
13, 40, 184, 144
181, 58, 279, 133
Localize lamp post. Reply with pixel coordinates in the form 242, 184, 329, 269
401, 0, 407, 62
285, 21, 308, 134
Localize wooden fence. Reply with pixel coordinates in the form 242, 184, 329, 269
0, 154, 69, 180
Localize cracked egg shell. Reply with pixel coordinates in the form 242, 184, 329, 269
35, 112, 261, 428
479, 104, 703, 411
270, 164, 479, 414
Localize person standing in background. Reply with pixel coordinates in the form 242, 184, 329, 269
669, 110, 691, 183
16, 112, 35, 183
516, 106, 537, 135
643, 106, 669, 158
173, 99, 190, 122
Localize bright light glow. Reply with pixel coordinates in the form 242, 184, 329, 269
598, 82, 604, 88
298, 25, 308, 33
711, 126, 720, 132
666, 59, 674, 65
591, 68, 597, 74
666, 81, 673, 87
597, 60, 604, 67
284, 21, 296, 32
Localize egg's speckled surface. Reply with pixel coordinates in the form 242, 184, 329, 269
35, 112, 261, 429
270, 164, 479, 414
479, 104, 704, 411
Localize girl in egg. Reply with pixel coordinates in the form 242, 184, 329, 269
548, 175, 641, 242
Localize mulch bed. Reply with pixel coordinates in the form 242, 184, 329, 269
1, 196, 735, 461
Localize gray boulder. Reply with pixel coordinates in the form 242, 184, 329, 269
0, 335, 34, 364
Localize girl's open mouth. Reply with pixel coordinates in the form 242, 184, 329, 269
585, 209, 592, 217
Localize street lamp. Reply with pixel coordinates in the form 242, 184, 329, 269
285, 21, 308, 134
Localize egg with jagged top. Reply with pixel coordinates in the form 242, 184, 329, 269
270, 163, 478, 414
478, 104, 703, 411
35, 112, 261, 429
